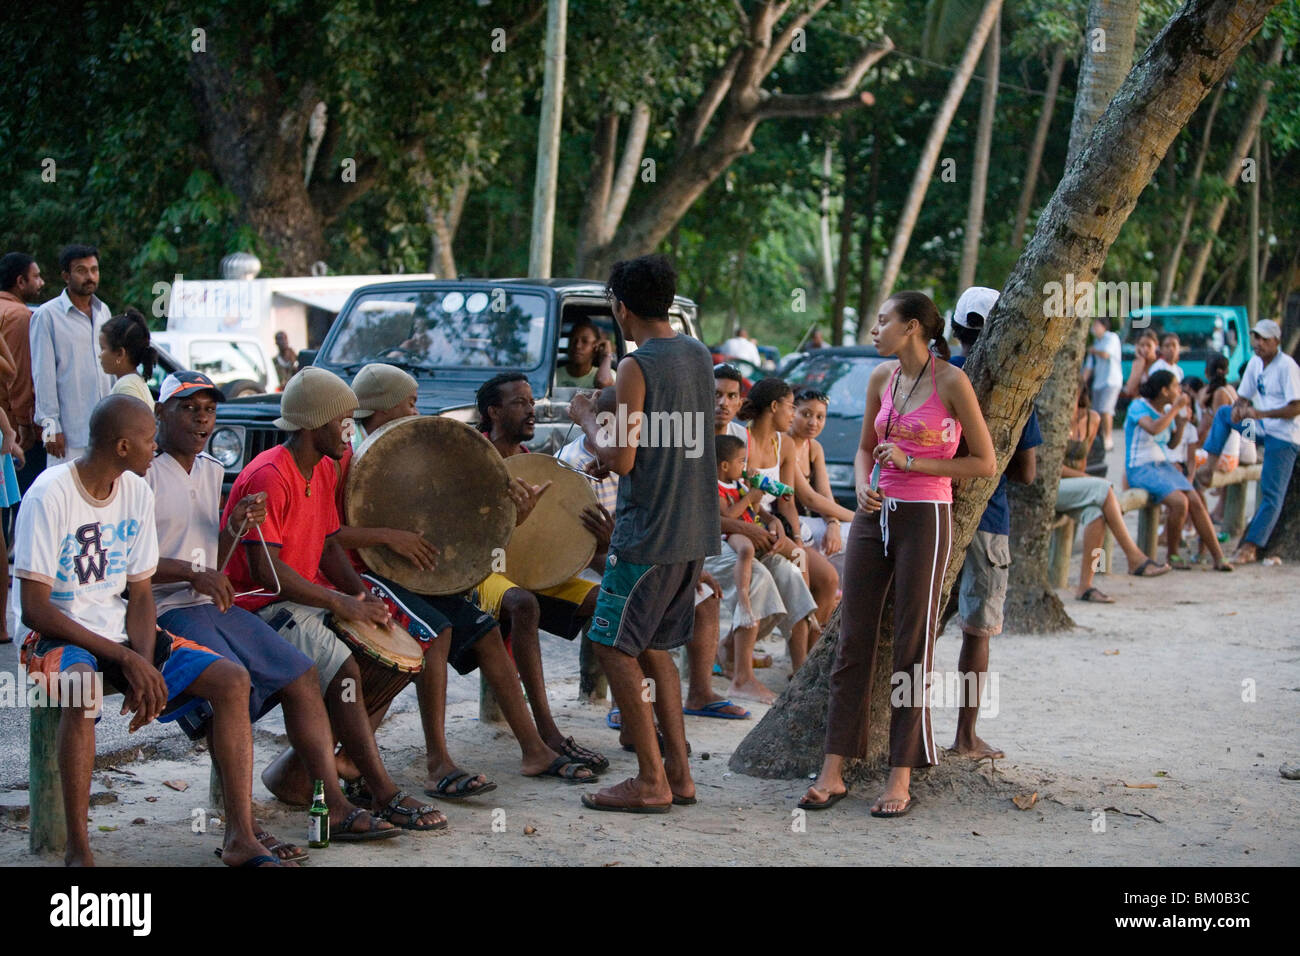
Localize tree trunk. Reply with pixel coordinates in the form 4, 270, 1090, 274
575, 113, 619, 274
819, 143, 836, 292
854, 128, 882, 344
1066, 0, 1141, 163
1003, 0, 1138, 634
958, 10, 1000, 293
583, 2, 893, 277
731, 0, 1283, 775
1011, 46, 1067, 250
1180, 30, 1285, 305
1158, 83, 1224, 305
188, 56, 327, 273
1264, 467, 1300, 559
830, 123, 858, 341
869, 0, 1003, 322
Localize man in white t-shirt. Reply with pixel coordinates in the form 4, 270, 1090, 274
15, 395, 280, 867
720, 328, 762, 368
1198, 320, 1300, 564
1087, 318, 1124, 450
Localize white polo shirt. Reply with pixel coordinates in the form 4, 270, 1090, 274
146, 452, 225, 614
1239, 351, 1300, 446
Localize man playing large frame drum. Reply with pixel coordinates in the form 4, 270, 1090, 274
336, 363, 604, 793
222, 367, 445, 831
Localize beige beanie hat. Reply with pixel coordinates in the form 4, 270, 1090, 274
274, 367, 359, 431
351, 364, 419, 418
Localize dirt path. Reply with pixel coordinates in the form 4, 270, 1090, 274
3, 552, 1295, 867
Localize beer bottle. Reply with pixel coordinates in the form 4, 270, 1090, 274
308, 779, 330, 848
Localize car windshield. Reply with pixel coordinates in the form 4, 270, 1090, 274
322, 289, 548, 370
1122, 313, 1227, 352
191, 340, 266, 383
784, 354, 886, 417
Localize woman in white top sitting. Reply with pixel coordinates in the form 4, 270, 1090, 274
99, 307, 156, 408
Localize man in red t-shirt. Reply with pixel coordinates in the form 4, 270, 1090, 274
223, 367, 443, 832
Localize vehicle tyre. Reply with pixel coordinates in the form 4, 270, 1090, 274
222, 379, 263, 399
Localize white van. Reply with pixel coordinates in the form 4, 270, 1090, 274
150, 331, 272, 398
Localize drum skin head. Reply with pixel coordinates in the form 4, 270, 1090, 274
333, 616, 425, 672
503, 454, 599, 591
346, 416, 516, 595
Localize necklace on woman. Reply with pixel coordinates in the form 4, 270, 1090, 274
871, 355, 931, 491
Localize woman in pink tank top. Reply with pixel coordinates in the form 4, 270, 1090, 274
800, 291, 995, 819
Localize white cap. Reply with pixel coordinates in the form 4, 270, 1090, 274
1251, 318, 1282, 340
952, 286, 999, 330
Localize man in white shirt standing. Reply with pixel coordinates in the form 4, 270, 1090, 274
1087, 318, 1124, 450
1198, 320, 1300, 564
29, 244, 113, 467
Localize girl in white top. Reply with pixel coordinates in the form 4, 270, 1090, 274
99, 307, 156, 408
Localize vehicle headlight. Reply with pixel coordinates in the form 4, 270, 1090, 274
825, 464, 856, 486
208, 427, 244, 469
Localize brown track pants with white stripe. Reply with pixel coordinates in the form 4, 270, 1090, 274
825, 499, 952, 767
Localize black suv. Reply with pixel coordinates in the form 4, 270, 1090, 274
204, 278, 700, 486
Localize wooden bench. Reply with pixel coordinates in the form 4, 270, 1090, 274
1047, 465, 1262, 588
28, 684, 225, 856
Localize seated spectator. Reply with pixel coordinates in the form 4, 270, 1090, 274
1060, 384, 1169, 602
1197, 319, 1300, 565
737, 377, 840, 661
1122, 329, 1159, 400
1148, 332, 1184, 382
1125, 370, 1232, 571
786, 387, 855, 560
556, 316, 614, 388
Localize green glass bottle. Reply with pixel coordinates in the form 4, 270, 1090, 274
308, 779, 329, 848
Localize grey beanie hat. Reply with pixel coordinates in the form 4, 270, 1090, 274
351, 363, 419, 418
273, 367, 359, 431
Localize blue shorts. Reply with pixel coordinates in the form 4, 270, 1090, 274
1127, 462, 1192, 501
159, 603, 313, 723
20, 630, 224, 732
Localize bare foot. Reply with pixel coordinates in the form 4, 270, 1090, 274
949, 736, 1005, 761
869, 769, 912, 815
1231, 543, 1258, 565
727, 677, 776, 705
65, 846, 94, 867
221, 832, 294, 867
801, 770, 847, 807
584, 776, 671, 810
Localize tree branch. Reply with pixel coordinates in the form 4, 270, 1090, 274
601, 102, 651, 239
754, 39, 893, 120
680, 46, 744, 150
761, 0, 831, 76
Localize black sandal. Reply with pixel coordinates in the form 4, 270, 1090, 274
555, 736, 609, 772
425, 770, 497, 801
332, 807, 404, 842
377, 790, 447, 831
526, 756, 596, 782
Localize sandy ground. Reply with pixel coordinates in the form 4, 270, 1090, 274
2, 542, 1296, 868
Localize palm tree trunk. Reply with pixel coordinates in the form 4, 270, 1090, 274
958, 10, 1000, 292
1003, 0, 1139, 634
1011, 46, 1067, 250
1180, 31, 1285, 305
1158, 83, 1224, 304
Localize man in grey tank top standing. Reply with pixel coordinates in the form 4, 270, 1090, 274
569, 254, 719, 813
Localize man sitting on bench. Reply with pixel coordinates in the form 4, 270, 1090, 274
15, 395, 284, 867
1197, 319, 1300, 565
